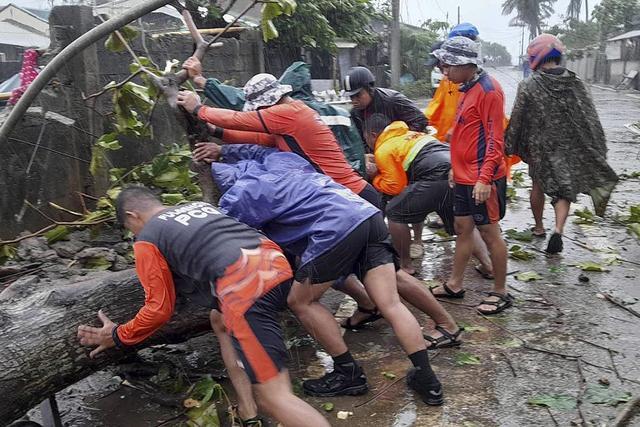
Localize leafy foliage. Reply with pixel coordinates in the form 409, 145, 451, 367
400, 21, 447, 80
573, 207, 596, 224
584, 384, 631, 406
593, 0, 640, 38
44, 225, 70, 244
0, 244, 17, 265
502, 0, 557, 39
515, 271, 543, 282
481, 41, 513, 66
527, 393, 577, 410
509, 244, 536, 261
547, 19, 599, 51
268, 0, 385, 53
105, 25, 139, 53
505, 228, 534, 242
455, 352, 481, 366
573, 261, 610, 272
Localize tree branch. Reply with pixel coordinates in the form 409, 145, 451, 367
82, 70, 144, 101
0, 0, 176, 145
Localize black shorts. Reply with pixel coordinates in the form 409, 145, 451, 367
357, 182, 383, 209
385, 179, 455, 235
453, 177, 507, 225
231, 279, 292, 384
295, 213, 397, 284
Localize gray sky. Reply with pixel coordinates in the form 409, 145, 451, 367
6, 0, 600, 64
401, 0, 600, 63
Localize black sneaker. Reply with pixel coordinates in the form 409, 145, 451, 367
406, 367, 444, 406
546, 232, 563, 254
302, 363, 368, 397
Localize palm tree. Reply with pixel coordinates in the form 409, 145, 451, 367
566, 0, 589, 21
502, 0, 557, 39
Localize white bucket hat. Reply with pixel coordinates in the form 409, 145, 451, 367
242, 73, 293, 112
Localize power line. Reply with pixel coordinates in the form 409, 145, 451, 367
9, 137, 91, 163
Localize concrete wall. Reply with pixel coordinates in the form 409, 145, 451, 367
609, 60, 640, 89
1, 6, 271, 239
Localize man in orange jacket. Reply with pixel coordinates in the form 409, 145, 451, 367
363, 115, 493, 282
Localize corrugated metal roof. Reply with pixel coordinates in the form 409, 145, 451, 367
0, 20, 49, 47
608, 30, 640, 42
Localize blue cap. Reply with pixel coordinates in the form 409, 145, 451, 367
448, 23, 479, 40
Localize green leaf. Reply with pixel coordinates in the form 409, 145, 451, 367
261, 0, 297, 42
434, 228, 450, 238
105, 25, 139, 52
500, 338, 522, 348
509, 245, 535, 261
505, 229, 534, 242
573, 207, 595, 224
548, 265, 567, 273
84, 256, 113, 271
321, 402, 334, 412
574, 261, 610, 272
161, 193, 186, 205
584, 384, 631, 406
629, 223, 640, 239
457, 323, 488, 333
382, 371, 397, 379
96, 133, 122, 151
90, 146, 107, 178
511, 170, 526, 187
190, 376, 219, 405
44, 225, 70, 244
186, 401, 220, 427
528, 394, 577, 410
0, 244, 17, 265
515, 271, 543, 282
506, 186, 517, 202
455, 352, 481, 366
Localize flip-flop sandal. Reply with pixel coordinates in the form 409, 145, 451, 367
429, 283, 466, 299
341, 306, 383, 330
241, 416, 265, 426
424, 325, 464, 350
474, 265, 494, 280
530, 227, 547, 238
476, 292, 514, 315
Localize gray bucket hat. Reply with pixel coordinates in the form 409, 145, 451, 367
433, 36, 482, 66
243, 73, 293, 111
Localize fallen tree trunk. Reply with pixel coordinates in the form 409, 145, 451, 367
0, 270, 211, 425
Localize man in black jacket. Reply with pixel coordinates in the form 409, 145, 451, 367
345, 66, 429, 260
346, 66, 428, 138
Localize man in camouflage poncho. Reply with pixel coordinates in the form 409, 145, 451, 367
505, 34, 618, 254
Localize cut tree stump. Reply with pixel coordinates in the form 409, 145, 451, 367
0, 270, 211, 425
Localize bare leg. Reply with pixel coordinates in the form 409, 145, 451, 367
389, 221, 415, 274
287, 280, 347, 356
363, 264, 426, 354
472, 228, 493, 276
411, 222, 424, 244
337, 274, 377, 327
553, 199, 570, 234
530, 181, 546, 235
209, 310, 258, 421
254, 370, 331, 427
432, 216, 476, 294
395, 270, 456, 330
477, 223, 508, 312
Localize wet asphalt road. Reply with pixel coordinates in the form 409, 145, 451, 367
29, 67, 640, 427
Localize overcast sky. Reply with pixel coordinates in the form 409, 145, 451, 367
6, 0, 600, 64
400, 0, 600, 63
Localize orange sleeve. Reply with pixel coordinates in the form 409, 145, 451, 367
372, 142, 408, 196
116, 241, 176, 346
221, 128, 277, 147
478, 90, 506, 185
425, 83, 445, 121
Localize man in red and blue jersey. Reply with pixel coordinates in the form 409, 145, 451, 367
430, 37, 512, 315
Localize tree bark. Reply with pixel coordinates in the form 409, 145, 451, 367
0, 270, 211, 425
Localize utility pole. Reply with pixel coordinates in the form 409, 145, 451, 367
585, 0, 589, 21
390, 0, 400, 88
457, 6, 460, 25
